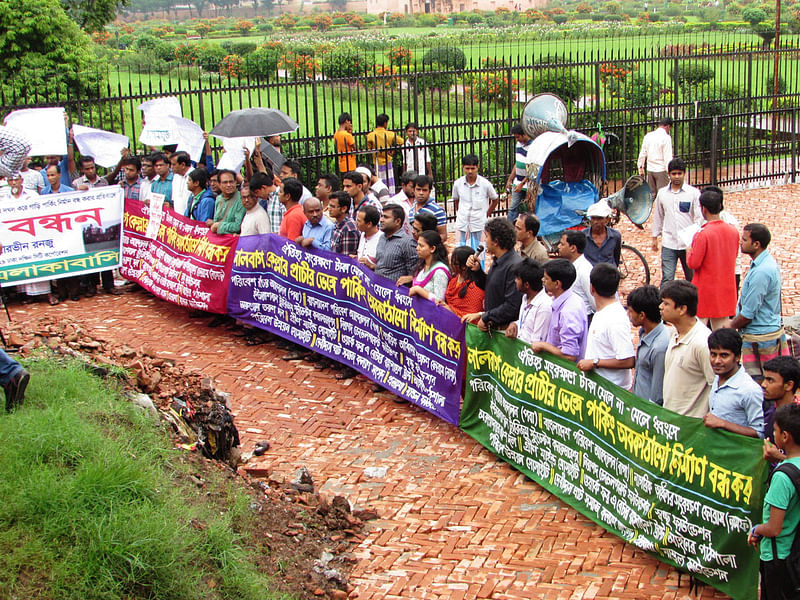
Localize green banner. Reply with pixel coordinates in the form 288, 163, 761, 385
461, 325, 766, 600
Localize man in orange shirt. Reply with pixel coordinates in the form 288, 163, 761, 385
366, 113, 403, 195
333, 113, 356, 175
278, 177, 307, 240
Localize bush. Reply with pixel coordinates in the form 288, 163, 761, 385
621, 74, 662, 108
411, 70, 455, 94
466, 13, 484, 24
174, 42, 199, 64
669, 62, 715, 88
244, 45, 279, 79
196, 43, 227, 71
222, 40, 257, 56
421, 46, 466, 69
220, 54, 243, 78
257, 22, 274, 33
552, 14, 569, 24
742, 6, 767, 25
320, 43, 364, 78
234, 19, 254, 35
529, 67, 585, 102
387, 46, 412, 67
312, 14, 332, 31
117, 33, 135, 48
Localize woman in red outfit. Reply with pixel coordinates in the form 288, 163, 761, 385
686, 186, 740, 330
440, 246, 485, 323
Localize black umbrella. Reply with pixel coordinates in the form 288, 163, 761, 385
210, 108, 299, 139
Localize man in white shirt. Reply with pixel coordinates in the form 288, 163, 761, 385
402, 122, 433, 179
505, 258, 552, 344
577, 263, 635, 389
637, 116, 673, 196
239, 185, 271, 236
452, 154, 498, 250
558, 230, 596, 317
354, 205, 382, 270
651, 157, 702, 287
388, 170, 416, 235
169, 151, 193, 216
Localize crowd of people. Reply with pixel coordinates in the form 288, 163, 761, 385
3, 112, 800, 598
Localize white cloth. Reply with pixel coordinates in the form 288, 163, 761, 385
357, 230, 382, 266
19, 170, 41, 194
515, 291, 553, 344
402, 137, 431, 174
171, 172, 191, 216
720, 210, 743, 275
240, 204, 271, 236
571, 254, 596, 314
452, 175, 498, 234
637, 127, 673, 173
584, 302, 635, 389
651, 182, 702, 250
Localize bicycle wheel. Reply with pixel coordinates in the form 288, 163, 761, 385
618, 244, 651, 301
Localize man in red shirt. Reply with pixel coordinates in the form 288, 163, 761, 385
278, 177, 306, 240
687, 186, 740, 330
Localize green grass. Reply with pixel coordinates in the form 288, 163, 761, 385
0, 355, 287, 600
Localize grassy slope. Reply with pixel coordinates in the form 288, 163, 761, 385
0, 356, 288, 600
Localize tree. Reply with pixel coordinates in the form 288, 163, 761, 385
742, 6, 767, 24
61, 0, 130, 32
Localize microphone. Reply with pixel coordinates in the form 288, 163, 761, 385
474, 245, 484, 257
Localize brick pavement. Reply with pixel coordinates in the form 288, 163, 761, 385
7, 184, 798, 599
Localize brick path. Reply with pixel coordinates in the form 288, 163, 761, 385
7, 184, 799, 599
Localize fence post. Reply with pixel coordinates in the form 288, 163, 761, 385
792, 108, 797, 184
672, 57, 680, 121
311, 76, 321, 178
594, 62, 601, 124
506, 66, 514, 128
710, 116, 719, 186
622, 121, 627, 183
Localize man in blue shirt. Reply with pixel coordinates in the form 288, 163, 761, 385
703, 328, 764, 438
730, 223, 788, 381
148, 152, 173, 208
41, 164, 75, 195
296, 197, 333, 251
627, 285, 671, 405
408, 174, 447, 240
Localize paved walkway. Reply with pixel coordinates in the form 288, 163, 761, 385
7, 184, 799, 599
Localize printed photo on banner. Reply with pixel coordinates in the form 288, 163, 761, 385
0, 187, 123, 286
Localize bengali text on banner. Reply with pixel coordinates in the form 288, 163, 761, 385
227, 234, 465, 425
0, 187, 123, 286
121, 199, 237, 313
460, 325, 766, 600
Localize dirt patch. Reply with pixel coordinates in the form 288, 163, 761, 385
4, 315, 374, 600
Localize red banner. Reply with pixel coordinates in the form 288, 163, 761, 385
121, 199, 237, 314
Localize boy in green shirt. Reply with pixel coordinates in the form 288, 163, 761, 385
749, 402, 800, 599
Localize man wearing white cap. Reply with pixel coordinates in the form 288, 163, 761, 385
582, 200, 621, 267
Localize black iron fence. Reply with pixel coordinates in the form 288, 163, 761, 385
2, 34, 800, 214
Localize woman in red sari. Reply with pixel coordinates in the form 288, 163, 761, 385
439, 246, 484, 323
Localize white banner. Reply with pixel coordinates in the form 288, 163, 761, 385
0, 187, 124, 286
4, 107, 67, 156
72, 125, 130, 168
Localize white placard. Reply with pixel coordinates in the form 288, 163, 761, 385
138, 97, 184, 147
171, 117, 206, 162
678, 223, 702, 248
72, 124, 129, 168
215, 137, 255, 172
137, 97, 182, 121
4, 107, 67, 156
144, 192, 166, 240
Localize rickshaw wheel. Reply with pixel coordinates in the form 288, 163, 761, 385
617, 244, 650, 302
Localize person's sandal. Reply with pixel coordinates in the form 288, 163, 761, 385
48, 293, 59, 306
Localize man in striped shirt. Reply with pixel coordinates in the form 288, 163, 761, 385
0, 126, 31, 179
505, 123, 532, 223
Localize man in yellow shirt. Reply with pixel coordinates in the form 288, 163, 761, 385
333, 112, 356, 175
366, 113, 403, 194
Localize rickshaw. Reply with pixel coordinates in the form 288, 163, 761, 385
520, 95, 652, 298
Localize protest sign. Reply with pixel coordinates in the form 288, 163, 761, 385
4, 107, 67, 156
461, 326, 766, 600
0, 187, 122, 286
139, 97, 184, 146
72, 125, 129, 168
121, 199, 237, 313
215, 137, 255, 172
227, 235, 465, 424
